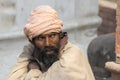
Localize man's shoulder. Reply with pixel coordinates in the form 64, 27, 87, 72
19, 43, 34, 58
65, 42, 80, 50
60, 42, 85, 62
61, 42, 83, 54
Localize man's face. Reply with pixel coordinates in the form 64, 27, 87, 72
33, 31, 60, 55
31, 31, 61, 72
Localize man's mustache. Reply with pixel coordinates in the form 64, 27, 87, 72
40, 46, 59, 53
32, 45, 60, 72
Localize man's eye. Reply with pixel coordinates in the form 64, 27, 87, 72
49, 33, 57, 38
37, 36, 45, 40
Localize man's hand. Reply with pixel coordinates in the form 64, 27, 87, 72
28, 61, 40, 70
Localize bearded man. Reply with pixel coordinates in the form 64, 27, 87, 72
7, 5, 95, 80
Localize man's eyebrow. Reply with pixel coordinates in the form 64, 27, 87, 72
40, 32, 59, 36
50, 32, 59, 34
38, 34, 44, 37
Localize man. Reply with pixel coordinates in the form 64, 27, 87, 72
7, 5, 95, 80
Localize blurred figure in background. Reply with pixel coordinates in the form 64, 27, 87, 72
87, 33, 116, 80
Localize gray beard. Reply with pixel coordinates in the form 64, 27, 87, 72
32, 46, 59, 72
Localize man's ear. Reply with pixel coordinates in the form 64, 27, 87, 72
60, 32, 67, 39
29, 39, 34, 44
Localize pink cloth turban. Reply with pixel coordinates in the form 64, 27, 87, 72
24, 5, 63, 41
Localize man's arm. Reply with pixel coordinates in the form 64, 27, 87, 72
7, 43, 41, 80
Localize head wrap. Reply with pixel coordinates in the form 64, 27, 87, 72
24, 5, 63, 41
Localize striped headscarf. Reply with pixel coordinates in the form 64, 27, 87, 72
24, 5, 63, 41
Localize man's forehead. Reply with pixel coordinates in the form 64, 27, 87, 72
42, 29, 61, 35
40, 31, 60, 36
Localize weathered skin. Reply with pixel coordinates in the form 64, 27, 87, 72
87, 33, 116, 80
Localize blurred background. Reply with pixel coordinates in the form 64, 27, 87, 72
0, 0, 117, 80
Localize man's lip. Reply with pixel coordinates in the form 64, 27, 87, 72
46, 50, 54, 54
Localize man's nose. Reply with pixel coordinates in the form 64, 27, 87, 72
45, 37, 50, 46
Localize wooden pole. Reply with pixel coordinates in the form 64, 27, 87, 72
116, 0, 120, 63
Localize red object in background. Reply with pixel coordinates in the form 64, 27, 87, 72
116, 0, 120, 59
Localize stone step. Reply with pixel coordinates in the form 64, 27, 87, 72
0, 0, 16, 8
0, 29, 24, 40
0, 8, 16, 27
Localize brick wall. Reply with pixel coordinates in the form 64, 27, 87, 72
97, 0, 117, 35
